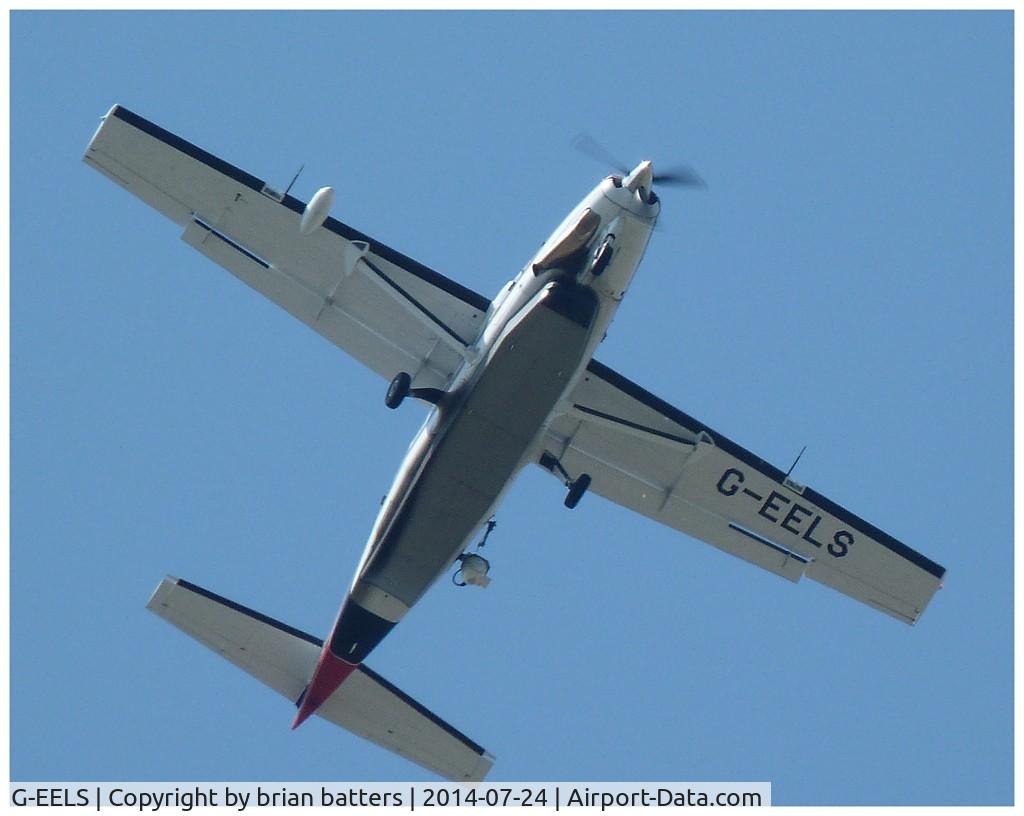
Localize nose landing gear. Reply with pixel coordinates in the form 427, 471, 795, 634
589, 236, 615, 278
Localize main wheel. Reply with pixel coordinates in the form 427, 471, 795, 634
565, 473, 592, 509
385, 371, 412, 409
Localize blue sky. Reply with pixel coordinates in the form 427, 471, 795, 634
10, 10, 1012, 806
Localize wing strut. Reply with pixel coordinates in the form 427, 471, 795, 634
360, 256, 478, 358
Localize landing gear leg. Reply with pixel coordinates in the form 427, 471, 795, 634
386, 371, 445, 409
540, 452, 592, 509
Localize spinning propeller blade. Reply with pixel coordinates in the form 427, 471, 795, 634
570, 132, 629, 175
571, 132, 707, 190
652, 165, 707, 189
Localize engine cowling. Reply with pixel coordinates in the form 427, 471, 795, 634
300, 186, 335, 235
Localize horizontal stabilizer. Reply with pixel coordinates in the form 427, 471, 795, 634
146, 577, 494, 781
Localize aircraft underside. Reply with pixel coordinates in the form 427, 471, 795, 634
85, 104, 945, 782
299, 281, 601, 722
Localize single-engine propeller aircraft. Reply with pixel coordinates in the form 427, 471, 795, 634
84, 105, 945, 781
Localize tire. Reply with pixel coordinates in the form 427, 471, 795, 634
385, 371, 412, 409
591, 243, 613, 277
565, 473, 592, 509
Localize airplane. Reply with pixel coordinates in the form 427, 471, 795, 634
83, 105, 945, 781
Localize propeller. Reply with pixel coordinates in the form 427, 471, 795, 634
570, 133, 630, 175
570, 132, 707, 189
651, 165, 707, 189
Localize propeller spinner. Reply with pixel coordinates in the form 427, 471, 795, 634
571, 132, 707, 191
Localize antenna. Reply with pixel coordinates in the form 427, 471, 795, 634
283, 164, 305, 198
785, 445, 807, 480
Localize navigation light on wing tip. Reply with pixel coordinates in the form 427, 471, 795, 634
300, 186, 335, 235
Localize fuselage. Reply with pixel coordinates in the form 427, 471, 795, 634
293, 169, 659, 727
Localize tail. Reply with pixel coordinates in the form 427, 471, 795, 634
290, 646, 358, 730
146, 576, 495, 782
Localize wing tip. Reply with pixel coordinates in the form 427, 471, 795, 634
458, 751, 496, 782
145, 574, 182, 613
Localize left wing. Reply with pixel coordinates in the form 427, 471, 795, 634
84, 105, 489, 391
540, 360, 945, 624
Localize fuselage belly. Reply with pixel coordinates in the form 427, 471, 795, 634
341, 281, 599, 661
294, 175, 657, 726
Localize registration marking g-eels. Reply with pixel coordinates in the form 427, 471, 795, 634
716, 467, 852, 558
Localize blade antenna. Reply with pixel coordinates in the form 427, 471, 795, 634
283, 164, 305, 198
785, 445, 808, 480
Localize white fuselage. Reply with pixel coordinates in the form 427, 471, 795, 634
328, 172, 658, 665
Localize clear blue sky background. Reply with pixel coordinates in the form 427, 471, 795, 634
11, 11, 1012, 806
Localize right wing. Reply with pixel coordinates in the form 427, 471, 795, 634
147, 577, 495, 782
541, 360, 945, 625
83, 105, 489, 391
